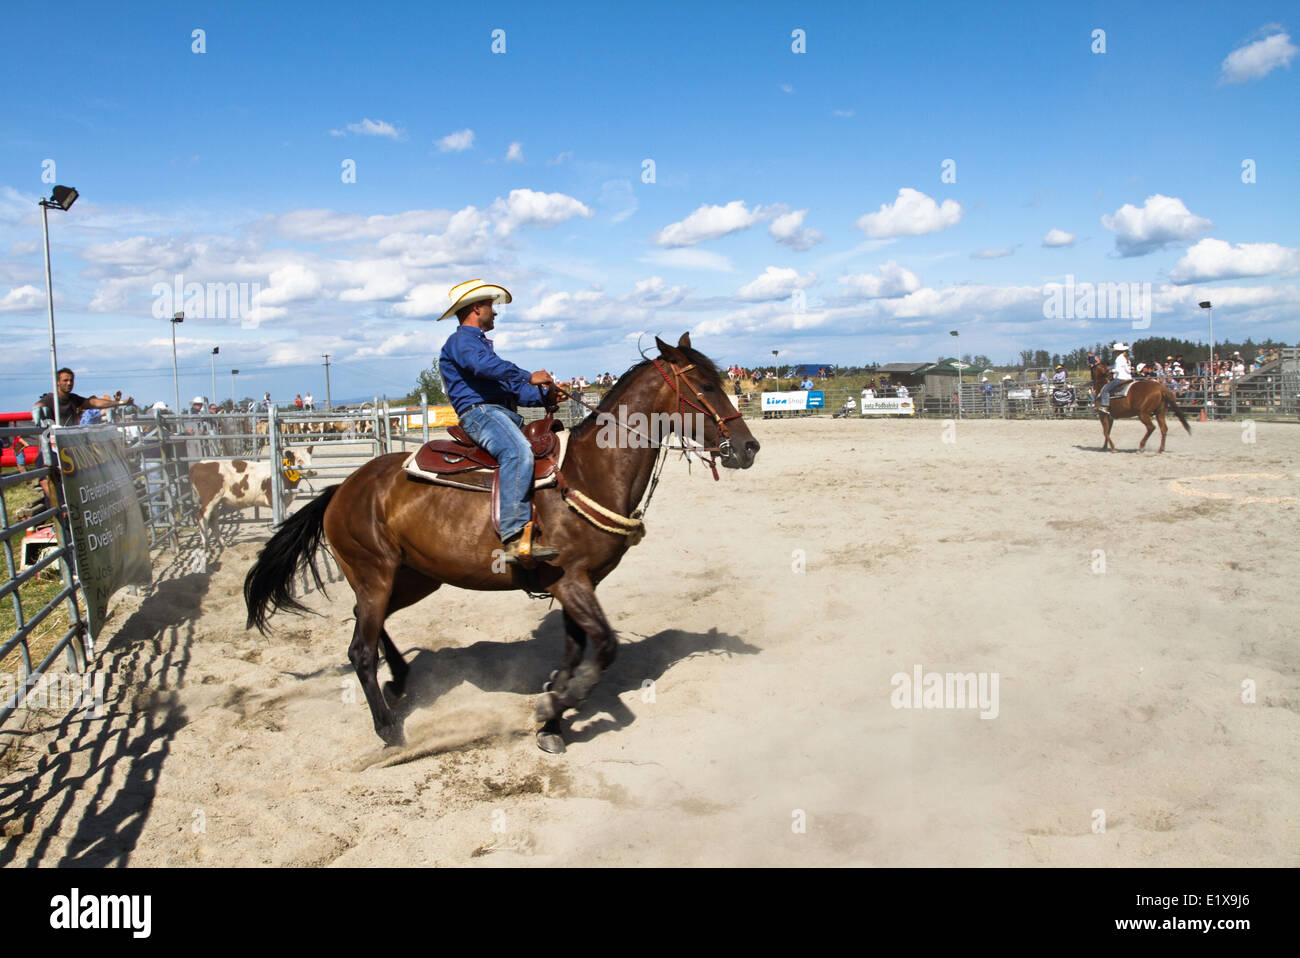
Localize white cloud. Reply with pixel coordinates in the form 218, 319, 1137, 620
780, 84, 793, 94
736, 266, 817, 301
768, 209, 824, 251
1101, 194, 1213, 257
653, 200, 765, 247
832, 108, 854, 117
490, 189, 592, 236
1043, 228, 1076, 248
971, 248, 1014, 259
1169, 237, 1300, 284
331, 118, 404, 140
256, 265, 323, 306
840, 261, 922, 299
547, 151, 574, 166
394, 283, 454, 318
353, 330, 425, 358
631, 276, 688, 307
436, 128, 475, 152
0, 284, 41, 312
640, 249, 735, 272
505, 141, 524, 163
856, 188, 962, 238
1220, 30, 1297, 83
273, 208, 451, 242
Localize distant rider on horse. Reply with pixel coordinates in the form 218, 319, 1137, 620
1096, 342, 1132, 411
437, 280, 560, 565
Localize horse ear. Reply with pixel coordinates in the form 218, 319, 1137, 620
677, 332, 692, 350
655, 336, 682, 361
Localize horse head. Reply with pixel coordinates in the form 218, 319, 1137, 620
652, 332, 760, 470
1090, 362, 1110, 393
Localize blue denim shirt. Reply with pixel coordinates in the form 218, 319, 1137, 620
438, 324, 545, 415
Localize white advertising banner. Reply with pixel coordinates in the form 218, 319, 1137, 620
859, 398, 915, 416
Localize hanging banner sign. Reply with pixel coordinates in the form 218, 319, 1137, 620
54, 425, 152, 641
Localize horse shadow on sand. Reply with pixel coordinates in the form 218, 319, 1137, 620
374, 611, 759, 749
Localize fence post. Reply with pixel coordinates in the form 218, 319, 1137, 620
153, 409, 180, 554
372, 397, 382, 458
382, 398, 392, 453
420, 392, 429, 444
269, 402, 282, 526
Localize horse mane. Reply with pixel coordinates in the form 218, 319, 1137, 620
570, 344, 723, 440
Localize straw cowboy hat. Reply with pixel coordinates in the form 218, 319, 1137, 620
1111, 342, 1130, 351
437, 279, 512, 321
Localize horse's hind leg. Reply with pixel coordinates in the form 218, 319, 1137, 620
379, 571, 440, 705
348, 588, 404, 747
1137, 410, 1156, 451
535, 577, 615, 752
1156, 405, 1169, 453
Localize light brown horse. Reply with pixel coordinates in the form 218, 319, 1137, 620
1089, 362, 1191, 452
245, 334, 760, 753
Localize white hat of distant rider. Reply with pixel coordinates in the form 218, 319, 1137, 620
437, 279, 513, 321
191, 395, 206, 406
1112, 342, 1130, 351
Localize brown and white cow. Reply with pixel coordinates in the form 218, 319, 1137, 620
188, 447, 315, 547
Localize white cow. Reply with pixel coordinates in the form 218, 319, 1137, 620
188, 447, 315, 547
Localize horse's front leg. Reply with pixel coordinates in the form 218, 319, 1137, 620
535, 577, 616, 753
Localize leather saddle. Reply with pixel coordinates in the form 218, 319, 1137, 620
409, 414, 562, 481
1107, 380, 1136, 399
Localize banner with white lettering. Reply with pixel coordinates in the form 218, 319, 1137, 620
762, 390, 825, 411
859, 398, 915, 415
54, 426, 152, 640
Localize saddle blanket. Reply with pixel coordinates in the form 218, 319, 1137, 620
401, 429, 570, 493
1107, 380, 1136, 399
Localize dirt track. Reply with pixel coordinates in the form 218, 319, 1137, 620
2, 417, 1297, 866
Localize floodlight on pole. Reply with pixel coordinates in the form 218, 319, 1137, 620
210, 346, 219, 407
231, 369, 239, 407
39, 185, 78, 427
171, 312, 184, 413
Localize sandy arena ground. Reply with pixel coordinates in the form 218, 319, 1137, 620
2, 416, 1297, 867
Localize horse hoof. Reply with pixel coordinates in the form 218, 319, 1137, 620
383, 680, 404, 707
378, 726, 405, 748
537, 731, 566, 754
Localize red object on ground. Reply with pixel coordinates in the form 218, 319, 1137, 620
2, 410, 41, 467
2, 446, 44, 468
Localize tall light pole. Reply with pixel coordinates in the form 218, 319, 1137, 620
231, 369, 239, 408
170, 312, 184, 412
1199, 301, 1213, 419
322, 354, 332, 410
39, 185, 78, 427
210, 346, 219, 405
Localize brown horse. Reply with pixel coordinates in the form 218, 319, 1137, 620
244, 334, 760, 753
1089, 363, 1191, 452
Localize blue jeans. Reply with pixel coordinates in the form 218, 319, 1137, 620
1098, 380, 1126, 407
458, 404, 533, 542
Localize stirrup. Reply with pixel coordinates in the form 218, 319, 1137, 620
503, 522, 559, 564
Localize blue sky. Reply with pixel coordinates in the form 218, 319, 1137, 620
1, 0, 1297, 409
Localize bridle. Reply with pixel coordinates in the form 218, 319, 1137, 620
649, 358, 745, 477
552, 358, 745, 481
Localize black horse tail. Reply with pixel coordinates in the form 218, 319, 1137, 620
244, 485, 339, 634
1164, 387, 1192, 434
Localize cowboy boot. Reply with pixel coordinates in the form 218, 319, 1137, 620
503, 522, 559, 564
